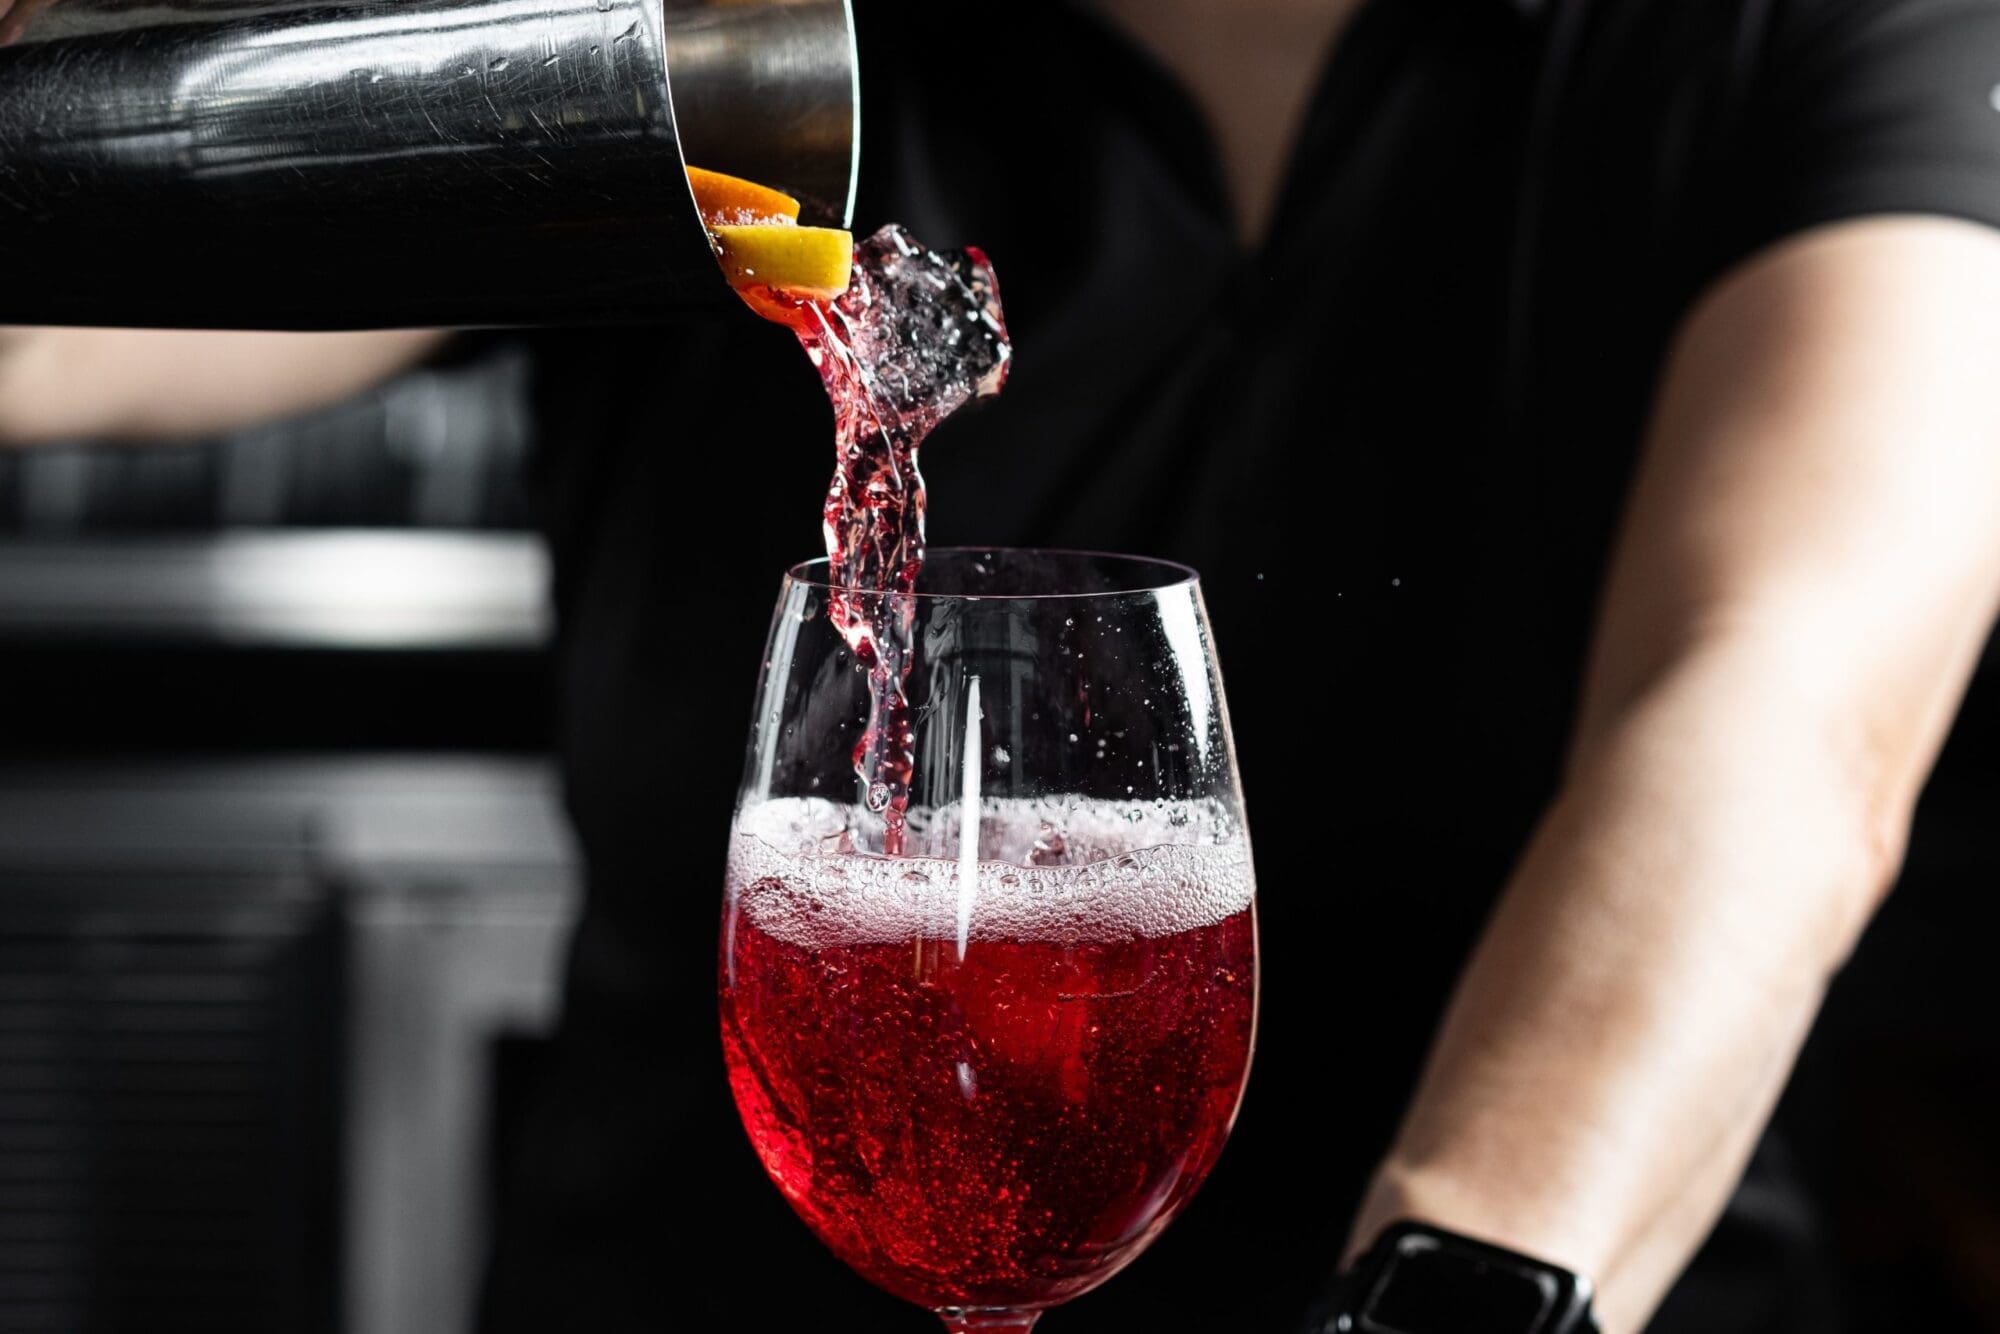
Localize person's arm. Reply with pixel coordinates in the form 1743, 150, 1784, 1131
0, 0, 53, 45
1345, 215, 2000, 1332
0, 327, 449, 447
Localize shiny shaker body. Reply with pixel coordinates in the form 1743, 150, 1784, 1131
0, 0, 858, 328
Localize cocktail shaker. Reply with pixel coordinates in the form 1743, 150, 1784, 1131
0, 0, 858, 328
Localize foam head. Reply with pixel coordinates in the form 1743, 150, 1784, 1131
729, 797, 1255, 949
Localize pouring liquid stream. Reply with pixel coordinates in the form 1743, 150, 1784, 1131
737, 226, 1012, 854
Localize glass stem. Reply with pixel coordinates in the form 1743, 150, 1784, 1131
938, 1310, 1040, 1333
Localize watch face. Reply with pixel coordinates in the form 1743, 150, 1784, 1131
1359, 1234, 1567, 1334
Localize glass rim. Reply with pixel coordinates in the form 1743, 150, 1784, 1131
783, 547, 1200, 602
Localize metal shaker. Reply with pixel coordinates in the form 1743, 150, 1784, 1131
0, 0, 858, 328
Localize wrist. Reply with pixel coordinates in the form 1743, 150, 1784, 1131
1351, 1159, 1610, 1277
1324, 1219, 1602, 1334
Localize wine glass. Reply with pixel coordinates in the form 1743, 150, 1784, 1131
719, 549, 1258, 1332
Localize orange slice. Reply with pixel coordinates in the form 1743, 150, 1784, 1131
687, 166, 801, 227
711, 224, 854, 300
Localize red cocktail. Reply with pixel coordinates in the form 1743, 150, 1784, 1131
723, 814, 1256, 1314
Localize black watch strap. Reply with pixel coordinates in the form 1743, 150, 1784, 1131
1319, 1221, 1601, 1334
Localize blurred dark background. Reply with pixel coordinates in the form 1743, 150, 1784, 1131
0, 344, 579, 1334
0, 341, 1996, 1332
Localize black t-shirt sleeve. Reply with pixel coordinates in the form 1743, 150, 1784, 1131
1738, 0, 2000, 250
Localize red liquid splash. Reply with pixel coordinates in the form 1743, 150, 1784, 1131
721, 884, 1255, 1311
739, 227, 1011, 854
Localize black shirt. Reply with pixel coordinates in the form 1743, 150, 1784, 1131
492, 2, 2000, 1330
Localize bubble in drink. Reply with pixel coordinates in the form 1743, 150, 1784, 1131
720, 799, 1256, 1312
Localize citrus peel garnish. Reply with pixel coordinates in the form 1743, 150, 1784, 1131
687, 166, 801, 227
711, 224, 854, 301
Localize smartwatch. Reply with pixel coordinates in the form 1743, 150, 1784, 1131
1318, 1221, 1602, 1334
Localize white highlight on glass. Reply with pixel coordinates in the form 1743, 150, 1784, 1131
956, 673, 983, 961
1156, 593, 1215, 769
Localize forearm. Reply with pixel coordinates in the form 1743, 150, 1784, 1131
1350, 639, 1896, 1332
0, 326, 448, 446
1341, 220, 2000, 1330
